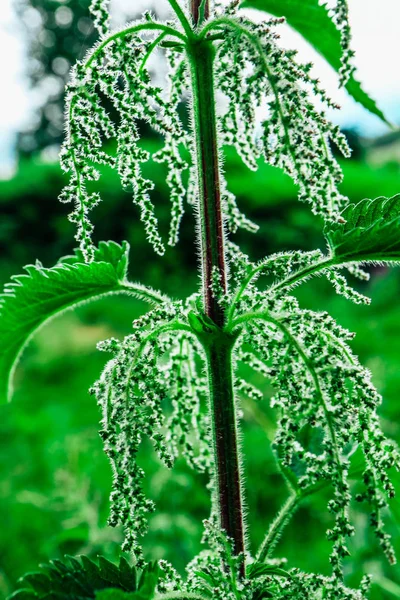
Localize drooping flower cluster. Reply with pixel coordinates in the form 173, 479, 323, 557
152, 52, 191, 246
332, 0, 356, 86
325, 268, 371, 305
215, 0, 355, 87
59, 65, 116, 261
214, 15, 351, 222
60, 16, 191, 261
61, 1, 358, 264
225, 247, 400, 594
89, 0, 110, 37
91, 299, 211, 562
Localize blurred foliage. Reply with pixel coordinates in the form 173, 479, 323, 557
15, 0, 98, 156
1, 147, 400, 599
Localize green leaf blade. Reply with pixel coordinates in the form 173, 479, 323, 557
0, 241, 131, 403
7, 555, 141, 600
325, 194, 400, 264
240, 0, 389, 124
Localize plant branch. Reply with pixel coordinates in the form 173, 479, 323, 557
257, 492, 300, 562
200, 16, 296, 167
121, 281, 170, 304
139, 32, 167, 75
227, 255, 334, 326
256, 476, 328, 564
167, 0, 194, 38
267, 257, 334, 295
85, 22, 187, 68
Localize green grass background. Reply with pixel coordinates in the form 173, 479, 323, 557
1, 144, 400, 598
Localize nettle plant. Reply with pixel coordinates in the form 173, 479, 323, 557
3, 0, 400, 598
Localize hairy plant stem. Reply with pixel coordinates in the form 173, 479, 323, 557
204, 333, 245, 575
188, 39, 226, 327
187, 3, 246, 576
257, 493, 299, 563
190, 0, 210, 26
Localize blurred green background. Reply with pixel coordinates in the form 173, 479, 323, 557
1, 1, 400, 599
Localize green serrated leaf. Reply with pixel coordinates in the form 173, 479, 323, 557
0, 240, 166, 403
59, 240, 128, 272
117, 558, 137, 591
65, 555, 84, 573
325, 194, 400, 264
45, 559, 89, 598
240, 0, 390, 124
18, 575, 52, 596
79, 556, 105, 591
7, 556, 142, 600
99, 558, 130, 589
0, 241, 128, 403
50, 560, 71, 576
